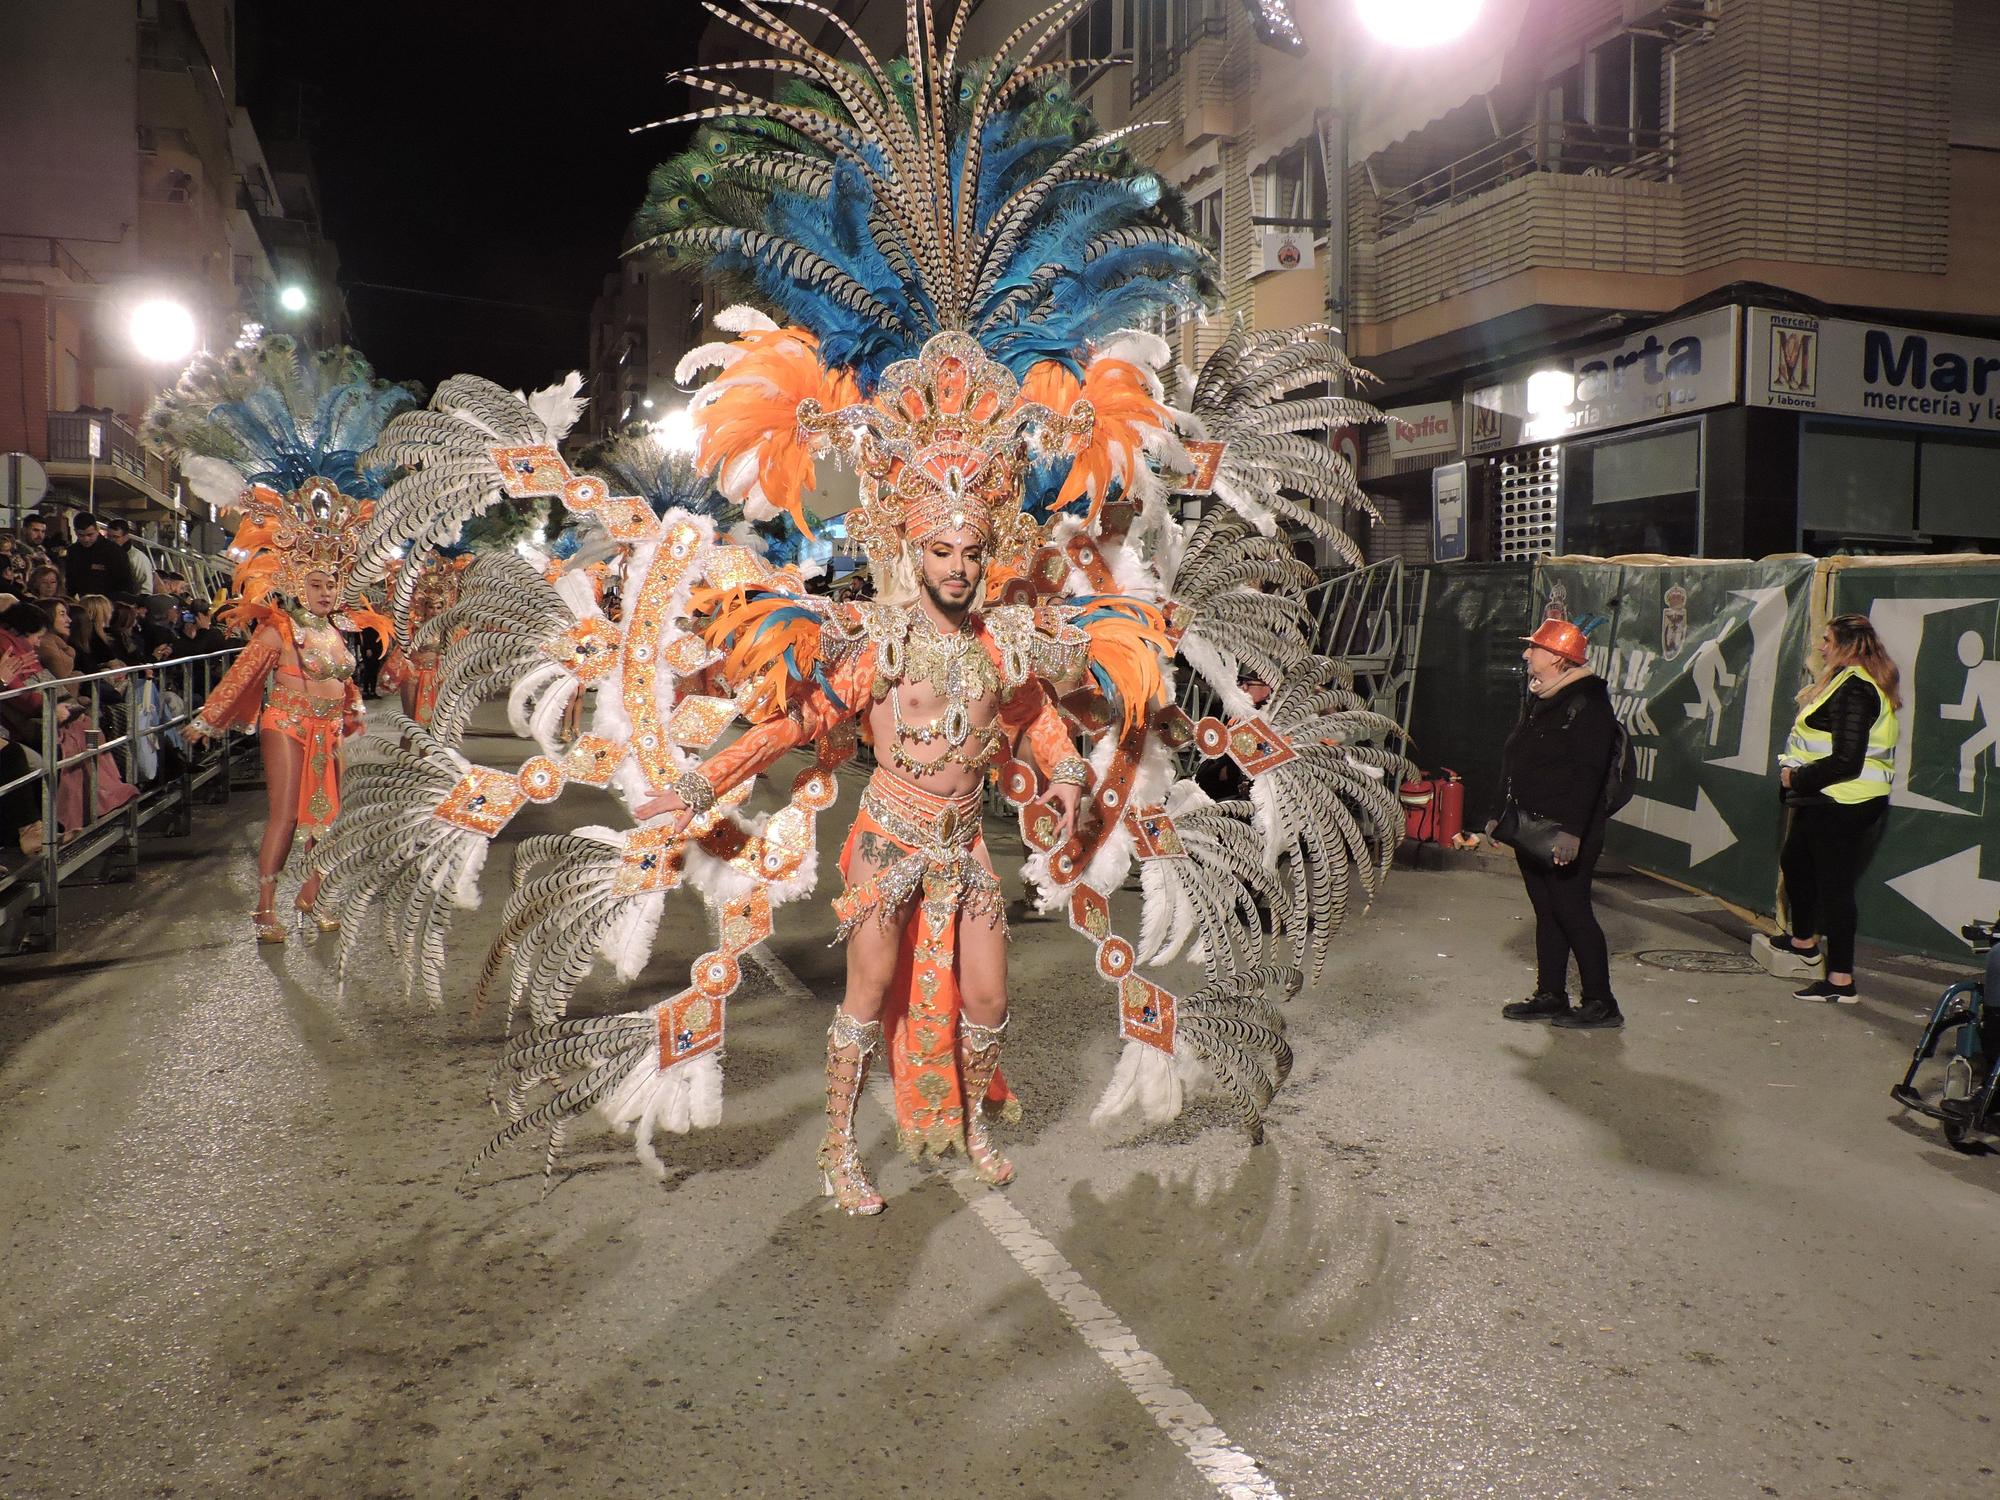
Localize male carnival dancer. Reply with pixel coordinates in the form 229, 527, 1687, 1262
636, 500, 1093, 1216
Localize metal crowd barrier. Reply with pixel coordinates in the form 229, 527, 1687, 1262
0, 647, 250, 953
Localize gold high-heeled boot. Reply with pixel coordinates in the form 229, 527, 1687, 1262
957, 1015, 1014, 1187
818, 1011, 885, 1216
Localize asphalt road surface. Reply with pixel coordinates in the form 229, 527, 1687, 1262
3, 727, 1997, 1499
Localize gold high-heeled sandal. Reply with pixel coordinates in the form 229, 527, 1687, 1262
252, 876, 287, 944
957, 1015, 1014, 1187
817, 1011, 886, 1216
294, 877, 339, 933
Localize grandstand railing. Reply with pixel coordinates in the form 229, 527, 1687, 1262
0, 648, 252, 953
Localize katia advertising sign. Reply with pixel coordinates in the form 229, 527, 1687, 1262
1385, 401, 1458, 460
1746, 308, 2000, 432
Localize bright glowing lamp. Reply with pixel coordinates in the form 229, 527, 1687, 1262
278, 284, 309, 313
130, 299, 199, 363
1354, 0, 1483, 47
1526, 368, 1576, 416
653, 405, 699, 455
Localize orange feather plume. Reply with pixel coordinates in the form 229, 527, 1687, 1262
692, 328, 861, 536
1021, 357, 1168, 526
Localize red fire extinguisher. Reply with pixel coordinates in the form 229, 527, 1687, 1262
1400, 768, 1464, 846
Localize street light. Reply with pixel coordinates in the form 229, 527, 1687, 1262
278, 284, 309, 313
652, 406, 698, 455
129, 298, 198, 363
1353, 0, 1483, 47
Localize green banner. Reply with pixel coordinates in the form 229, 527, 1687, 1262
1827, 562, 2000, 958
1531, 558, 1815, 916
1407, 563, 1536, 827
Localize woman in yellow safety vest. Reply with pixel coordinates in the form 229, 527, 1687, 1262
1754, 614, 1901, 1003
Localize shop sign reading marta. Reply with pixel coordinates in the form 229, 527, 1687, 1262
1464, 307, 1740, 455
1747, 308, 2000, 431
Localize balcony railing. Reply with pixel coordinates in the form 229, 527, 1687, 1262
1375, 121, 1677, 237
47, 411, 150, 483
1130, 13, 1227, 104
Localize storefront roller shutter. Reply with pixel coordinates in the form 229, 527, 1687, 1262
1952, 0, 2000, 149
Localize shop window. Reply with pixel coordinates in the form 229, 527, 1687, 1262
1919, 441, 2000, 541
1561, 422, 1700, 557
1257, 135, 1327, 229
1800, 428, 1917, 540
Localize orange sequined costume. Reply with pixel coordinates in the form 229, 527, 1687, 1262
193, 608, 367, 831
690, 600, 1089, 1158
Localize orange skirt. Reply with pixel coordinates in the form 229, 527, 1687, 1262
834, 772, 1017, 1158
411, 653, 442, 725
260, 684, 344, 831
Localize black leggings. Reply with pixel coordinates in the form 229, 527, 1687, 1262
1779, 800, 1885, 973
1516, 826, 1612, 1003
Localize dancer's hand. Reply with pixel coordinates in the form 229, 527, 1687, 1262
1047, 781, 1082, 844
633, 787, 694, 836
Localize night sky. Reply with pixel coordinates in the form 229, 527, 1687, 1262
240, 0, 697, 393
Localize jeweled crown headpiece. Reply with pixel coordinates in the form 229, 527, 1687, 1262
143, 333, 414, 606
243, 477, 369, 598
803, 332, 1091, 571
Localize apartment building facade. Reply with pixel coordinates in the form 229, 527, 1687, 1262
0, 0, 342, 536
648, 1, 2000, 561
1070, 0, 2000, 564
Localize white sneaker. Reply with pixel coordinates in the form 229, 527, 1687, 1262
1752, 931, 1824, 980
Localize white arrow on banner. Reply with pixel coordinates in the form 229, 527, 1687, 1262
1612, 787, 1739, 865
1711, 585, 1788, 773
1885, 846, 2000, 944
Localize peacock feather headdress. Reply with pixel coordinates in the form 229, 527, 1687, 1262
634, 1, 1225, 572
144, 333, 419, 609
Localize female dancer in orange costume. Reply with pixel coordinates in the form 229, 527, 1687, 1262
184, 480, 387, 941
143, 334, 414, 943
381, 550, 467, 728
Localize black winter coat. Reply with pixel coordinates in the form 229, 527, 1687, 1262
1501, 673, 1620, 838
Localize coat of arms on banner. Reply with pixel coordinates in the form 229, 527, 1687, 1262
1662, 584, 1689, 661
1543, 583, 1569, 623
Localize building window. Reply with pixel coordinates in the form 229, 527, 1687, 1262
1188, 187, 1223, 264
1133, 0, 1225, 101
1258, 135, 1327, 229
1068, 0, 1121, 61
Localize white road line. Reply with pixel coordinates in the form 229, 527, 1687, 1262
748, 938, 1283, 1500
949, 1175, 1285, 1500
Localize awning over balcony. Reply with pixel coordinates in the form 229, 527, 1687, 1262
1346, 0, 1531, 161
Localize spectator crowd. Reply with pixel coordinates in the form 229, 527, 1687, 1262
0, 510, 230, 860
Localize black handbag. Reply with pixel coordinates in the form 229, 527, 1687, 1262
1492, 794, 1565, 866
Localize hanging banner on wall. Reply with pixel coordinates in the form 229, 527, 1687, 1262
1828, 561, 2000, 955
1532, 557, 1815, 917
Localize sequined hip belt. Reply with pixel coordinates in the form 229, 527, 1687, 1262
265, 683, 343, 722
860, 768, 983, 852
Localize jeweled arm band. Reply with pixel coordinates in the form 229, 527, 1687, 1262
1049, 755, 1091, 788
674, 768, 718, 815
